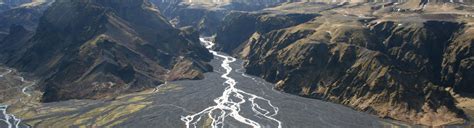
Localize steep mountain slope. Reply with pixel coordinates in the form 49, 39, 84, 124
0, 1, 50, 34
153, 1, 229, 35
0, 0, 54, 40
214, 12, 318, 53
210, 2, 474, 126
150, 0, 294, 35
442, 21, 474, 94
0, 0, 212, 102
241, 19, 467, 126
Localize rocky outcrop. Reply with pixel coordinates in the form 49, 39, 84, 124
214, 12, 317, 54
0, 0, 212, 102
149, 0, 292, 35
162, 4, 228, 35
213, 10, 473, 125
441, 23, 474, 94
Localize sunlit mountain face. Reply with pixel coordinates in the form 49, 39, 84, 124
0, 0, 473, 127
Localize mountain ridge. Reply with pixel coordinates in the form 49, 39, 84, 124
0, 0, 213, 102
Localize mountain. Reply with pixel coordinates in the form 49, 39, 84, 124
0, 0, 53, 40
0, 0, 212, 102
0, 0, 472, 126
148, 2, 473, 125
149, 0, 295, 36
206, 2, 474, 126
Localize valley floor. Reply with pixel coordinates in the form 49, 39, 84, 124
1, 1, 473, 127
0, 49, 412, 127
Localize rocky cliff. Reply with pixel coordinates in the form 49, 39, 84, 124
0, 0, 212, 102
149, 0, 293, 35
214, 12, 318, 53
210, 2, 474, 126
154, 1, 229, 35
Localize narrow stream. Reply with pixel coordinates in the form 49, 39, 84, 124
0, 69, 22, 128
